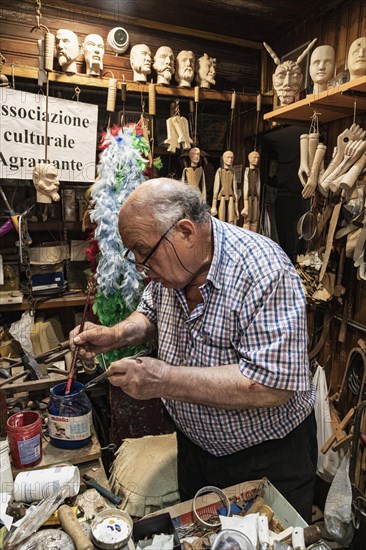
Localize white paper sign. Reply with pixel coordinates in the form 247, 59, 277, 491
0, 88, 98, 182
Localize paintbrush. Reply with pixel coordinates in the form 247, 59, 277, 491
65, 287, 92, 395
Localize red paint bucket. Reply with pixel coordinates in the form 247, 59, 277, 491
6, 411, 42, 469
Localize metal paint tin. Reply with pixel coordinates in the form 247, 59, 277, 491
90, 509, 133, 549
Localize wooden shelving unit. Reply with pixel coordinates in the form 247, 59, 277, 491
263, 76, 366, 123
3, 64, 272, 105
0, 292, 90, 312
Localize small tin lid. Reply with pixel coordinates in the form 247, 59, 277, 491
90, 509, 133, 549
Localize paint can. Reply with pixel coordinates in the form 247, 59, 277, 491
47, 381, 92, 449
6, 411, 42, 469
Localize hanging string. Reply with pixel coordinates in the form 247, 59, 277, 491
227, 90, 236, 150
121, 74, 126, 130
254, 93, 261, 151
44, 74, 50, 161
353, 100, 357, 124
309, 110, 321, 134
148, 81, 156, 160
194, 86, 199, 146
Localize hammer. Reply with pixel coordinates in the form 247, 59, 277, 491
0, 352, 44, 388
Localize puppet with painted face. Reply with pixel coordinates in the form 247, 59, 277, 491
263, 39, 317, 105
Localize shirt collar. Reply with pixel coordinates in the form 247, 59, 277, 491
205, 216, 225, 290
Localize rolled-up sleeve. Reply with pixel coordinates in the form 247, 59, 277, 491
238, 266, 310, 392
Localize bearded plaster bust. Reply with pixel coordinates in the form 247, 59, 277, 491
55, 29, 79, 74
196, 53, 216, 89
83, 34, 104, 76
175, 50, 195, 87
153, 46, 174, 85
32, 163, 60, 203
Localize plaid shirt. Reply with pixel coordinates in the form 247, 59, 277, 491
137, 216, 315, 456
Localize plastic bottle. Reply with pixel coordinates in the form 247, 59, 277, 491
47, 381, 92, 449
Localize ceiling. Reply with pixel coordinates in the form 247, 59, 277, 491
63, 0, 347, 45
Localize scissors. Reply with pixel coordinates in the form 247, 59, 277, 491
83, 349, 147, 389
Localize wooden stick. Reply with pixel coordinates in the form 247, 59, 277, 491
65, 288, 92, 394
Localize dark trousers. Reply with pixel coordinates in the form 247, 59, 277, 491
176, 410, 317, 524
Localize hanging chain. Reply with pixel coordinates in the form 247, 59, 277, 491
63, 226, 70, 291
35, 0, 42, 28
21, 219, 36, 315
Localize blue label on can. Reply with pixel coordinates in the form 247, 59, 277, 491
17, 434, 41, 465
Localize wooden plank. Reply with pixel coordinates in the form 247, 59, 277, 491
2, 64, 272, 105
263, 76, 366, 123
11, 433, 102, 475
0, 294, 89, 312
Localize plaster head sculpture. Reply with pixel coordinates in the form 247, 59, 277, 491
248, 150, 260, 168
222, 150, 234, 168
83, 34, 104, 76
130, 44, 152, 83
189, 147, 201, 167
55, 29, 79, 74
196, 53, 216, 89
347, 36, 366, 80
263, 38, 317, 106
153, 46, 174, 85
175, 50, 195, 87
309, 45, 335, 93
32, 163, 60, 203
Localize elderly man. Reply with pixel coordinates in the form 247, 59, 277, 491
70, 178, 317, 523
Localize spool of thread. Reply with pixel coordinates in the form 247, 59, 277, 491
231, 91, 236, 110
44, 32, 55, 72
6, 411, 43, 469
194, 85, 200, 102
107, 78, 117, 112
121, 78, 127, 102
148, 82, 156, 115
0, 437, 14, 495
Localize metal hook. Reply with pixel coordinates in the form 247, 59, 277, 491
30, 23, 50, 34
72, 86, 81, 101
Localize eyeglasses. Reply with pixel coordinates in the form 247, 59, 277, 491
124, 222, 177, 272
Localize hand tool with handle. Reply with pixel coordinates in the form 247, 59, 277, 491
65, 288, 92, 394
83, 349, 147, 389
58, 504, 94, 550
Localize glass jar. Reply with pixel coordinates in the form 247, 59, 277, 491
47, 381, 92, 449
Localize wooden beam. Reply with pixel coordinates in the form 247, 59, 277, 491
38, 0, 261, 50
3, 65, 272, 104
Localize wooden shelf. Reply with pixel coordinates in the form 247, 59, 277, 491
0, 292, 89, 312
28, 221, 83, 232
263, 76, 366, 123
3, 64, 272, 105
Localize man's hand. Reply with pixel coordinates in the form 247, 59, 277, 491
107, 356, 170, 400
69, 321, 116, 360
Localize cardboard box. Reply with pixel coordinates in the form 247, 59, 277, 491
133, 512, 181, 549
158, 478, 307, 543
